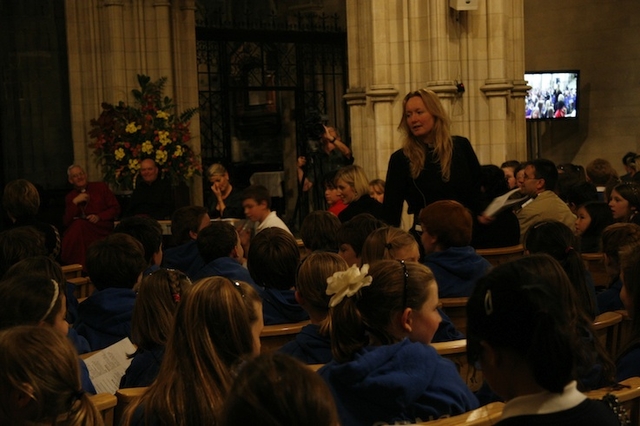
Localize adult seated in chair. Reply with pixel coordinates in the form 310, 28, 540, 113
206, 163, 244, 219
162, 205, 210, 278
124, 158, 174, 220
516, 159, 576, 242
61, 165, 120, 267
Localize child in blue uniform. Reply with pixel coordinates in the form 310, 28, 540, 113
279, 252, 347, 364
319, 260, 478, 425
120, 268, 192, 388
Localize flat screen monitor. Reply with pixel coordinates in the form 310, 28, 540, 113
525, 70, 579, 120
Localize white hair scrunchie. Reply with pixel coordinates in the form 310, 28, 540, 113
326, 264, 373, 308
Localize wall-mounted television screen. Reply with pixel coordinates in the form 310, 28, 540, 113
525, 70, 579, 120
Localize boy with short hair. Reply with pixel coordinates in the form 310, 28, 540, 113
336, 213, 386, 267
114, 216, 163, 275
162, 205, 210, 278
241, 184, 292, 235
247, 227, 308, 325
76, 233, 147, 350
193, 221, 255, 285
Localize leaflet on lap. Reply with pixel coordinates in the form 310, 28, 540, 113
84, 337, 136, 394
483, 188, 529, 217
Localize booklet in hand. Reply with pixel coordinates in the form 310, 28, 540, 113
482, 188, 529, 218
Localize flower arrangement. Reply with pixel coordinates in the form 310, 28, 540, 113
89, 74, 201, 190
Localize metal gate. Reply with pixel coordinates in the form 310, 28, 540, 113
195, 7, 348, 209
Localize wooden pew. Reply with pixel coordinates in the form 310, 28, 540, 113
585, 376, 640, 426
615, 309, 633, 358
582, 252, 610, 288
62, 263, 83, 280
414, 402, 505, 425
260, 320, 310, 353
115, 387, 148, 426
475, 244, 524, 267
593, 311, 623, 359
439, 297, 468, 336
89, 393, 117, 426
431, 339, 482, 392
69, 276, 95, 299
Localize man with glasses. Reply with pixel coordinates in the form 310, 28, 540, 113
516, 158, 576, 241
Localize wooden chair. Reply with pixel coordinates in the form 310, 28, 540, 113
307, 363, 324, 372
439, 297, 468, 336
413, 402, 505, 425
585, 376, 640, 426
582, 252, 610, 288
114, 387, 148, 425
62, 263, 83, 280
431, 339, 482, 392
260, 320, 310, 353
592, 311, 623, 359
69, 276, 95, 299
615, 309, 633, 357
89, 393, 117, 426
475, 244, 524, 267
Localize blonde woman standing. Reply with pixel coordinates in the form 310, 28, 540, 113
382, 89, 482, 229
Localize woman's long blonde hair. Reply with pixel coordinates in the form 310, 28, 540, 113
398, 89, 453, 181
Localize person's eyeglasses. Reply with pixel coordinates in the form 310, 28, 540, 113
400, 260, 409, 308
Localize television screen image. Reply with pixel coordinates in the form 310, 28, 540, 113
525, 71, 579, 120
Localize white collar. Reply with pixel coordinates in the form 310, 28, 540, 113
501, 381, 585, 421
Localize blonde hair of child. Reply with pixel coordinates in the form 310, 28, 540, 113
360, 226, 418, 264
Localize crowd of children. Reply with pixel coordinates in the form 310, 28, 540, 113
3, 140, 640, 425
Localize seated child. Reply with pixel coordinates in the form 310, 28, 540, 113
419, 200, 491, 298
76, 233, 147, 351
4, 256, 89, 353
319, 260, 478, 425
247, 228, 309, 325
360, 226, 463, 342
574, 201, 614, 253
524, 220, 597, 319
369, 178, 385, 203
123, 277, 263, 425
0, 326, 100, 425
597, 223, 640, 313
120, 268, 192, 388
616, 240, 640, 381
323, 170, 347, 216
279, 252, 348, 364
467, 257, 619, 425
221, 352, 339, 426
336, 213, 386, 267
0, 273, 96, 393
162, 205, 210, 278
114, 216, 164, 276
193, 221, 255, 285
242, 184, 292, 235
299, 210, 341, 253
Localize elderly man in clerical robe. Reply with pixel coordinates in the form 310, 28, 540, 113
61, 165, 120, 267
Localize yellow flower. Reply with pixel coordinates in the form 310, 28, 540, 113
125, 122, 140, 133
114, 148, 125, 161
173, 145, 183, 157
156, 149, 168, 165
156, 110, 169, 120
141, 140, 154, 154
158, 130, 171, 146
128, 159, 140, 171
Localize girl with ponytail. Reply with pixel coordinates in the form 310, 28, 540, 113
319, 260, 477, 425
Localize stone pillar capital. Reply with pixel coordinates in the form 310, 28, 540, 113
480, 79, 514, 97
344, 87, 367, 106
365, 85, 399, 103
